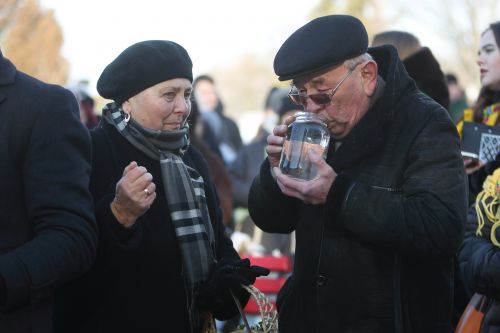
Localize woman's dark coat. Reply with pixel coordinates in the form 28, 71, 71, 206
55, 121, 242, 333
458, 204, 500, 332
248, 45, 467, 333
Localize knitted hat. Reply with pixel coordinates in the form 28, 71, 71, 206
274, 15, 368, 81
97, 40, 193, 104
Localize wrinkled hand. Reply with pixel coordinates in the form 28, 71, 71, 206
194, 258, 270, 310
266, 115, 295, 169
274, 150, 337, 204
111, 161, 156, 228
266, 125, 287, 169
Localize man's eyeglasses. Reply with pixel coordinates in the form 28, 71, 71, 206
288, 68, 354, 106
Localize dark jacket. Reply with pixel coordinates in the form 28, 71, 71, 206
198, 104, 243, 165
458, 201, 500, 332
403, 47, 450, 111
55, 120, 243, 333
229, 135, 267, 208
0, 52, 97, 333
229, 136, 292, 255
248, 45, 467, 333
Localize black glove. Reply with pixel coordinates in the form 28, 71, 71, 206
194, 258, 270, 310
215, 258, 270, 289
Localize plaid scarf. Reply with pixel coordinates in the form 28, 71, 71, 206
102, 103, 216, 331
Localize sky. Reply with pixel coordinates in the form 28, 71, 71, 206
37, 0, 500, 90
39, 0, 318, 93
36, 0, 498, 141
38, 0, 494, 91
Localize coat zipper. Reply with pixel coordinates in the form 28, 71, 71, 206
371, 185, 402, 193
393, 252, 404, 333
373, 184, 405, 331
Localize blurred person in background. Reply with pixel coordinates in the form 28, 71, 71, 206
462, 22, 500, 202
68, 83, 101, 129
189, 99, 234, 228
457, 24, 500, 325
193, 74, 242, 165
229, 87, 299, 256
54, 40, 268, 333
372, 30, 450, 111
446, 73, 469, 124
0, 49, 97, 333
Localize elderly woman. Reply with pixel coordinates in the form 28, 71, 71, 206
54, 40, 268, 333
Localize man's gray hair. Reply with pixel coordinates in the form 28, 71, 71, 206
343, 53, 373, 70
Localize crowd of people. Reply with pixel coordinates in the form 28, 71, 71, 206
1, 13, 500, 333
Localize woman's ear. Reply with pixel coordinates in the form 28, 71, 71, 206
122, 100, 131, 114
360, 61, 378, 97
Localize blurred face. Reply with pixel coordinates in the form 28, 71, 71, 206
293, 62, 377, 139
477, 29, 500, 90
447, 82, 463, 103
122, 78, 192, 131
194, 79, 219, 112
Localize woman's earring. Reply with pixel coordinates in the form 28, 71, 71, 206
124, 113, 131, 123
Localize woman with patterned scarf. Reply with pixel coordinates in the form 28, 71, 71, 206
54, 40, 269, 333
461, 22, 500, 204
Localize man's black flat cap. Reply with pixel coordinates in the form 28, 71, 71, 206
97, 40, 193, 104
274, 15, 368, 81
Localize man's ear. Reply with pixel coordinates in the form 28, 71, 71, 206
360, 61, 378, 97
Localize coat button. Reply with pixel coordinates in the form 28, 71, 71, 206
317, 275, 327, 286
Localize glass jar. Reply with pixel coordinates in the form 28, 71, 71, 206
279, 111, 330, 181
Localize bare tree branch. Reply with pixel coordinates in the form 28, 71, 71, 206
2, 0, 68, 84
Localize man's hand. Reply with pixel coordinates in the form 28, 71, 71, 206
266, 125, 287, 168
266, 115, 295, 168
274, 150, 337, 204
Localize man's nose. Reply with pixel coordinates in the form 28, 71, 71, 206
304, 98, 323, 114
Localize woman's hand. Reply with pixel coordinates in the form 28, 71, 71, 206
110, 161, 156, 228
463, 157, 485, 175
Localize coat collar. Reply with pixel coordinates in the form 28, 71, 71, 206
330, 45, 414, 172
0, 50, 17, 104
0, 50, 17, 86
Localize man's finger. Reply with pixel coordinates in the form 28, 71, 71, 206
275, 168, 303, 192
308, 150, 329, 175
267, 133, 286, 146
272, 124, 288, 137
282, 114, 297, 126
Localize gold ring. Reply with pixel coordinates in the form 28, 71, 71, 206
144, 188, 150, 196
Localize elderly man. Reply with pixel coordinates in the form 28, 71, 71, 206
248, 15, 467, 332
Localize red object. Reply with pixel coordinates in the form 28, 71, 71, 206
243, 256, 292, 314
